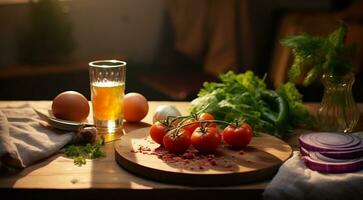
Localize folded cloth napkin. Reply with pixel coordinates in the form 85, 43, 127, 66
0, 105, 74, 167
263, 151, 363, 200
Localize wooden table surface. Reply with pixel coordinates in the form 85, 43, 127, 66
0, 101, 362, 199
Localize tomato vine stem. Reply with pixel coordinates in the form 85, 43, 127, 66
172, 120, 234, 132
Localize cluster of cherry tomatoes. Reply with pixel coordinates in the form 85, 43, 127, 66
149, 113, 253, 154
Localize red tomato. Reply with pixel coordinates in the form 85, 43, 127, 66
191, 127, 221, 154
199, 113, 215, 121
149, 121, 170, 145
163, 129, 191, 154
222, 123, 253, 149
198, 113, 216, 128
171, 120, 181, 127
184, 113, 216, 133
183, 118, 200, 135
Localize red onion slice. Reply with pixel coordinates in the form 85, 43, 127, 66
299, 132, 363, 173
300, 146, 363, 159
299, 132, 363, 152
321, 149, 363, 159
302, 152, 363, 173
315, 134, 356, 146
299, 146, 309, 157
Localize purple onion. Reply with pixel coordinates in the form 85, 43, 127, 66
299, 132, 363, 152
298, 132, 363, 173
302, 151, 363, 173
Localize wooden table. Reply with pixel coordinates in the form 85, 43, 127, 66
0, 101, 362, 200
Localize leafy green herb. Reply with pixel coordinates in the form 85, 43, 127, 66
64, 139, 106, 166
73, 156, 86, 166
281, 21, 356, 86
276, 82, 316, 127
190, 71, 315, 138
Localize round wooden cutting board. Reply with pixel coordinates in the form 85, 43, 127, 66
115, 127, 292, 186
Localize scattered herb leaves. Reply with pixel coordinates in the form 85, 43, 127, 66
64, 139, 106, 166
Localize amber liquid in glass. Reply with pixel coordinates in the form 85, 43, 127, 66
91, 81, 125, 133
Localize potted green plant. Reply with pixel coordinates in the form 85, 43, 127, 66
281, 21, 359, 133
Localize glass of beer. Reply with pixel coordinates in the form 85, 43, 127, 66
89, 60, 126, 133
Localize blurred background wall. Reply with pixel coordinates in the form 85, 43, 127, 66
0, 0, 165, 66
0, 0, 361, 101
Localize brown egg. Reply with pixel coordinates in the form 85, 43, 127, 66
123, 92, 149, 122
52, 91, 90, 122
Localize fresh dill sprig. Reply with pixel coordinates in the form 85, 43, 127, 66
64, 139, 106, 167
281, 21, 356, 86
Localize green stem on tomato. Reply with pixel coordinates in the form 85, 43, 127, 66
163, 112, 241, 138
169, 115, 191, 125
160, 115, 191, 127
171, 119, 235, 132
165, 115, 177, 124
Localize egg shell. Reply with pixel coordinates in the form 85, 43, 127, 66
123, 92, 149, 122
52, 91, 90, 122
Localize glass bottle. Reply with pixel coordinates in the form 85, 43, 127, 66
317, 73, 360, 133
